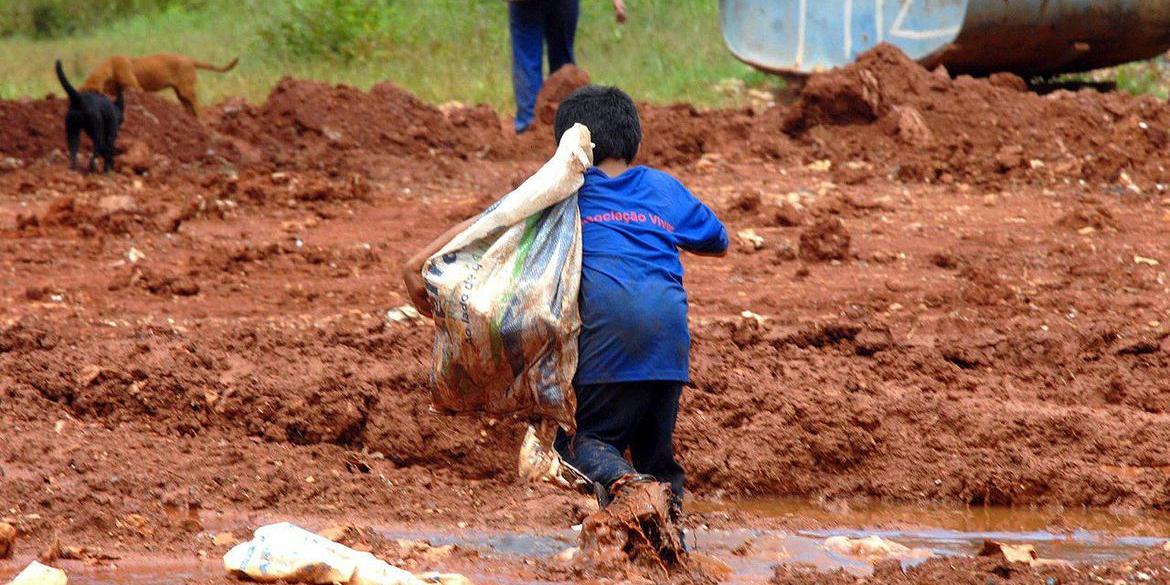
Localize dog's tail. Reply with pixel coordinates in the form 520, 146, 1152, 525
114, 85, 125, 114
55, 59, 82, 105
193, 57, 239, 73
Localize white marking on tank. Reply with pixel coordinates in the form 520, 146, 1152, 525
889, 0, 960, 40
844, 0, 853, 58
796, 0, 807, 68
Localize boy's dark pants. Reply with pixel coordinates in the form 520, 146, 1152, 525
554, 381, 685, 500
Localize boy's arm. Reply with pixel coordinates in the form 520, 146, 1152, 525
674, 198, 730, 258
401, 216, 476, 318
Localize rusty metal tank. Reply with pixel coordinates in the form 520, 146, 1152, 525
720, 0, 1170, 76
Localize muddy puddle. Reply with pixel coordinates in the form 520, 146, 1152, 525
4, 501, 1167, 584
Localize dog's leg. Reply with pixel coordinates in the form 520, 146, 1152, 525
65, 114, 82, 170
102, 127, 117, 174
87, 116, 105, 174
175, 76, 200, 118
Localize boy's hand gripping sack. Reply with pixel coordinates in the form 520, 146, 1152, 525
423, 124, 592, 430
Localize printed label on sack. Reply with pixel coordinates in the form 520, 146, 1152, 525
431, 250, 485, 340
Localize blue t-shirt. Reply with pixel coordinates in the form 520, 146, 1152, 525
575, 166, 728, 386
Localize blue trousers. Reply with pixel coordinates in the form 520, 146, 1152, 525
508, 0, 580, 133
555, 381, 686, 499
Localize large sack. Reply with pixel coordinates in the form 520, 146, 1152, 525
423, 123, 592, 429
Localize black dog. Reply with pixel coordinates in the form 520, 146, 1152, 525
55, 60, 124, 173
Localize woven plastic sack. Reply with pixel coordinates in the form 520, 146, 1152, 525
423, 124, 593, 429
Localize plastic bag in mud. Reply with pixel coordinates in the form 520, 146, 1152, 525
422, 123, 592, 429
223, 522, 426, 585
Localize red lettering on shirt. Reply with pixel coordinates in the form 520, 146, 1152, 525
581, 209, 674, 232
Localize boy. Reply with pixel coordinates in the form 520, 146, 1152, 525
403, 86, 728, 514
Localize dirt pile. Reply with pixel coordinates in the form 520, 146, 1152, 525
535, 64, 591, 126
214, 77, 512, 168
782, 43, 1170, 187
0, 93, 213, 167
0, 97, 61, 163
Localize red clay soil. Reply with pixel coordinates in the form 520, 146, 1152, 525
782, 43, 1170, 188
2, 45, 1170, 580
772, 549, 1170, 585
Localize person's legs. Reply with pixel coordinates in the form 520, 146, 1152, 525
628, 382, 686, 500
508, 1, 545, 133
544, 0, 579, 72
555, 382, 643, 492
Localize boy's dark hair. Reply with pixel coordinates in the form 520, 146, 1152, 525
553, 85, 641, 164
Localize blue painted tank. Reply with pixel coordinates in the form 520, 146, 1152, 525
720, 0, 1170, 76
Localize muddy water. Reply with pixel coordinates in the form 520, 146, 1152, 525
3, 502, 1167, 584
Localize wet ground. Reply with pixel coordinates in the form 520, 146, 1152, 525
4, 502, 1168, 584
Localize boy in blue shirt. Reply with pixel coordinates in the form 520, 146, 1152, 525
403, 86, 728, 514
548, 86, 728, 512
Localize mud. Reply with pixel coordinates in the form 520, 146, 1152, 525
2, 44, 1170, 582
771, 549, 1170, 585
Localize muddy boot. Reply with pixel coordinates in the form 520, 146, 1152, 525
578, 477, 688, 574
597, 473, 658, 508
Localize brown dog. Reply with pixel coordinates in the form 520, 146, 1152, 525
81, 53, 239, 117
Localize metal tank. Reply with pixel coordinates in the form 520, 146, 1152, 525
720, 0, 1170, 76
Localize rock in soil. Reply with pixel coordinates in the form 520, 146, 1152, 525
799, 217, 851, 262
0, 521, 15, 559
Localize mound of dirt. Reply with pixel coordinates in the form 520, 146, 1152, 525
799, 217, 851, 262
0, 92, 214, 167
536, 64, 590, 126
0, 96, 61, 162
781, 43, 1170, 187
638, 104, 763, 168
122, 92, 215, 163
214, 77, 510, 168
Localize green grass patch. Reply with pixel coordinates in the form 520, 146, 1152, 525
0, 0, 777, 110
1, 0, 203, 38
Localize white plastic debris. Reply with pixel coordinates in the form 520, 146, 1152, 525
808, 159, 833, 172
740, 310, 768, 327
517, 424, 586, 489
824, 535, 930, 563
386, 305, 422, 323
7, 561, 67, 585
224, 522, 426, 585
736, 229, 765, 251
127, 248, 146, 263
416, 575, 473, 585
1134, 255, 1160, 266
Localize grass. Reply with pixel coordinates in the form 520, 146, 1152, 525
0, 0, 769, 110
